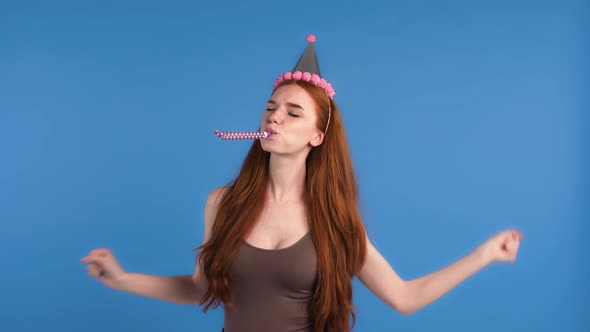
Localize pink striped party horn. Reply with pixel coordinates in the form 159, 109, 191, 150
214, 129, 273, 140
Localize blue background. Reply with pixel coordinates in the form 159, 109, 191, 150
1, 0, 587, 331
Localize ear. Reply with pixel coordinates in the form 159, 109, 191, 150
309, 130, 325, 147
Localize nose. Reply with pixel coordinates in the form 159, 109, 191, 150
267, 108, 284, 124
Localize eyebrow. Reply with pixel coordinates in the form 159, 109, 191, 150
267, 100, 305, 111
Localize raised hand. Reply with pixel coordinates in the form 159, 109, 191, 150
80, 248, 127, 290
475, 229, 524, 264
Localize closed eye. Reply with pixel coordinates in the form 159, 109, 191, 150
266, 109, 300, 118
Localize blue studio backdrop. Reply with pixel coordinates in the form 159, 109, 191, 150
1, 1, 588, 331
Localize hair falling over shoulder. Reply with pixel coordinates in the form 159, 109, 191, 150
196, 80, 367, 332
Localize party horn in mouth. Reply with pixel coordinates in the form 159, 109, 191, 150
214, 129, 273, 140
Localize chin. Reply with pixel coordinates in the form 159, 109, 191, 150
260, 141, 278, 153
260, 143, 288, 155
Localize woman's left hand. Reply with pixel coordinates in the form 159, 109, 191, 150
475, 229, 524, 265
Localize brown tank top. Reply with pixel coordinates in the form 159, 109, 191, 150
223, 232, 318, 332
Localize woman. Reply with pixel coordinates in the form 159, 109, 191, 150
80, 35, 523, 332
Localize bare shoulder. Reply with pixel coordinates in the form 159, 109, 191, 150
204, 186, 229, 230
206, 186, 229, 206
192, 186, 229, 283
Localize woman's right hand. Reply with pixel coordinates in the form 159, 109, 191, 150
80, 248, 127, 290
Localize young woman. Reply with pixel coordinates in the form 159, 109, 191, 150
80, 35, 523, 332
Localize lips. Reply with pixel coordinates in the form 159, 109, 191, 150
265, 126, 278, 135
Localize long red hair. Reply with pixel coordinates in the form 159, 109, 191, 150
197, 80, 367, 331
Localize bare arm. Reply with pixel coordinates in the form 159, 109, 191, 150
357, 229, 522, 316
399, 249, 489, 315
115, 188, 225, 304
114, 274, 200, 305
81, 249, 203, 305
81, 187, 226, 306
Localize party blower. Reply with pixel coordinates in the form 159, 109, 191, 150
214, 129, 273, 140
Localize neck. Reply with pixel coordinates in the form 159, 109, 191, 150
267, 153, 307, 202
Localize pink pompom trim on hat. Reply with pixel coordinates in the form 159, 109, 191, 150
273, 71, 337, 99
306, 34, 316, 43
311, 74, 320, 84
